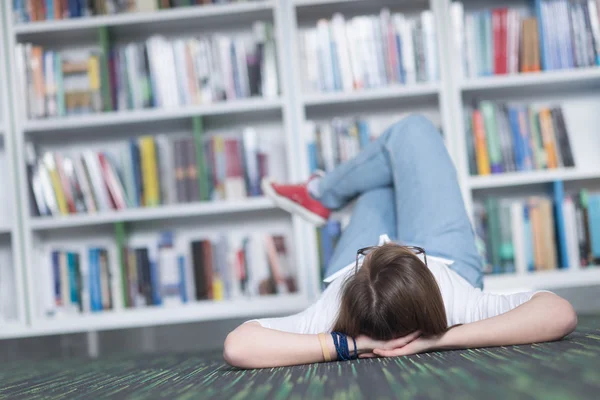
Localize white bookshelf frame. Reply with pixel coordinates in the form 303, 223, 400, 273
1, 0, 313, 338
0, 0, 599, 340
0, 4, 28, 332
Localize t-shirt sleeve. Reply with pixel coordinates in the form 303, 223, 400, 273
248, 274, 345, 334
430, 261, 551, 325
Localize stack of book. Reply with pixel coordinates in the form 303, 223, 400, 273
465, 103, 575, 176
37, 230, 296, 316
26, 124, 270, 217
298, 9, 439, 93
305, 118, 371, 173
16, 22, 279, 119
0, 249, 16, 323
475, 182, 600, 275
13, 0, 258, 22
451, 0, 600, 78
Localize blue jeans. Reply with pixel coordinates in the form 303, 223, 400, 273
316, 115, 483, 289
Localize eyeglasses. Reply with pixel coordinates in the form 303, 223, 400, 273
355, 245, 428, 273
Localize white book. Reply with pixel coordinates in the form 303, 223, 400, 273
135, 0, 156, 12
183, 40, 200, 105
370, 16, 386, 87
588, 1, 600, 64
74, 155, 96, 213
198, 38, 216, 103
395, 14, 416, 84
37, 246, 56, 317
82, 150, 111, 212
511, 202, 527, 275
316, 19, 335, 91
379, 9, 397, 83
15, 44, 30, 119
162, 40, 182, 108
226, 236, 243, 300
345, 21, 363, 89
304, 29, 322, 92
506, 9, 519, 74
216, 35, 236, 100
331, 13, 354, 91
37, 159, 58, 216
320, 124, 336, 172
235, 38, 251, 98
44, 51, 57, 117
242, 128, 260, 196
124, 44, 143, 109
25, 142, 47, 216
172, 39, 191, 105
563, 198, 581, 270
450, 2, 465, 79
0, 249, 16, 321
355, 16, 376, 88
158, 233, 182, 306
464, 14, 477, 78
155, 134, 176, 205
262, 32, 280, 98
421, 10, 438, 82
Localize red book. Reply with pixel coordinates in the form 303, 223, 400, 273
499, 8, 508, 75
54, 154, 76, 213
492, 9, 503, 75
98, 153, 126, 209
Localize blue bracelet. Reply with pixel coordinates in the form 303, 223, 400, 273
331, 332, 358, 361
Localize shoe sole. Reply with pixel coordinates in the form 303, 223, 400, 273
261, 178, 327, 226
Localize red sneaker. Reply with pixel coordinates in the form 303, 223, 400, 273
261, 176, 330, 226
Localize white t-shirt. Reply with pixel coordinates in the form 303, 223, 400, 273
253, 235, 544, 334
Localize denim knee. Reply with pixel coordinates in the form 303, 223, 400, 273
384, 114, 443, 147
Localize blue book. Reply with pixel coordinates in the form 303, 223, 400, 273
67, 252, 79, 306
535, 0, 550, 70
517, 107, 534, 171
507, 107, 524, 171
178, 255, 187, 303
149, 258, 162, 306
45, 0, 54, 20
553, 180, 569, 269
129, 139, 142, 207
395, 33, 405, 84
357, 120, 370, 149
588, 194, 600, 261
51, 251, 61, 307
89, 249, 102, 312
523, 204, 535, 272
68, 0, 79, 18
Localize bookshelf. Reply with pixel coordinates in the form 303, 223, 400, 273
1, 0, 313, 337
0, 4, 27, 331
445, 0, 600, 288
1, 0, 600, 341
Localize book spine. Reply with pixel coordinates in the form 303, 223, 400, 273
588, 195, 600, 262
553, 180, 570, 269
472, 109, 491, 175
480, 102, 503, 173
551, 107, 575, 167
98, 26, 114, 111
139, 136, 160, 206
535, 0, 549, 70
538, 108, 559, 169
192, 117, 210, 201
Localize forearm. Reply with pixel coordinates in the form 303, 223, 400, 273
438, 292, 577, 350
224, 322, 343, 369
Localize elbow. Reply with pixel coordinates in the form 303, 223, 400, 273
223, 328, 253, 369
552, 296, 578, 339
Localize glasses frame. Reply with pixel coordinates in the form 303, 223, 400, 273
355, 245, 428, 273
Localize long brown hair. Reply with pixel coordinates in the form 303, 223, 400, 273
331, 243, 448, 340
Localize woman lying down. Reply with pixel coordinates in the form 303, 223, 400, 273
223, 115, 577, 369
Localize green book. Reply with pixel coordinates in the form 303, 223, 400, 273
192, 117, 210, 201
480, 102, 503, 173
115, 222, 129, 308
98, 26, 114, 112
528, 108, 547, 169
485, 197, 501, 274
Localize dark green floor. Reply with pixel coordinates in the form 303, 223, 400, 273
1, 316, 599, 399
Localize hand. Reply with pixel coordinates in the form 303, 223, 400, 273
355, 331, 422, 358
373, 333, 443, 357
